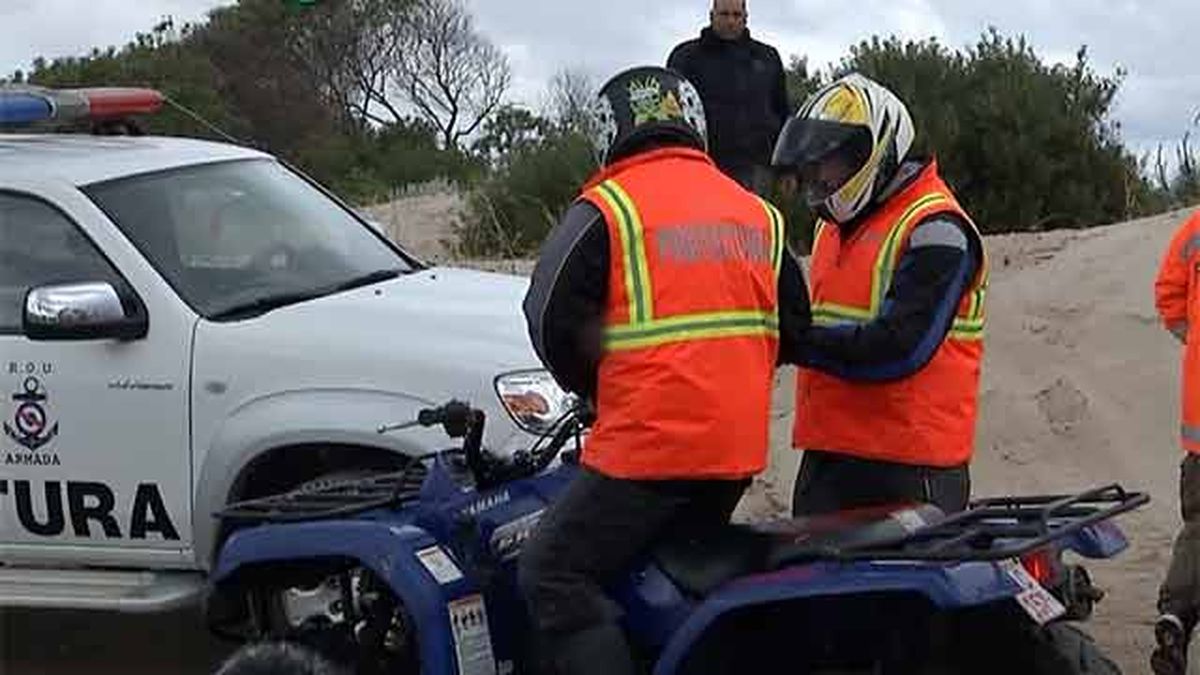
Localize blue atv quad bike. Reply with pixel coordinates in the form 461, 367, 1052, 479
206, 400, 1148, 675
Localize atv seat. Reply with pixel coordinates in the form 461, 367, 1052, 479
652, 503, 946, 597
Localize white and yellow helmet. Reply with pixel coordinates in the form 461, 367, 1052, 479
772, 73, 915, 223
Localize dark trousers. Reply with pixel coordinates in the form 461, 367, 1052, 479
791, 449, 971, 516
1159, 454, 1200, 630
517, 466, 749, 672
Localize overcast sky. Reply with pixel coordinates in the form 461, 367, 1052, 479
2, 0, 1197, 158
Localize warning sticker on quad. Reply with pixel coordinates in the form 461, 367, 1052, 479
416, 545, 464, 585
448, 594, 496, 675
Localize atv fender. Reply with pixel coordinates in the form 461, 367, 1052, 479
211, 518, 472, 675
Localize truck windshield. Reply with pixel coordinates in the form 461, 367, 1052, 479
83, 158, 416, 319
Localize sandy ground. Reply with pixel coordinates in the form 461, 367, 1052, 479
4, 201, 1198, 673
361, 189, 466, 264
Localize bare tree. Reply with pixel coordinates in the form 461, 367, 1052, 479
285, 0, 410, 128
1179, 131, 1199, 200
204, 1, 341, 153
389, 0, 511, 149
1156, 144, 1172, 195
545, 67, 595, 134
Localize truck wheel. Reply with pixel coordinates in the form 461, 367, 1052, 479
293, 469, 378, 493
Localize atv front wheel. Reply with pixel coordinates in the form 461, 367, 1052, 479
257, 468, 418, 675
213, 640, 341, 675
251, 563, 419, 675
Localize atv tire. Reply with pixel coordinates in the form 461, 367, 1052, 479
214, 640, 340, 675
951, 621, 1122, 675
1027, 622, 1122, 674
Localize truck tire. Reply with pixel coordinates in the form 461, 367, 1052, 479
293, 469, 378, 494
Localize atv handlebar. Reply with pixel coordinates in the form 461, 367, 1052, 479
474, 401, 588, 488
220, 399, 583, 524
376, 399, 477, 436
379, 398, 588, 489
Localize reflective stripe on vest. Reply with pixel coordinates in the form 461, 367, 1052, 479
589, 178, 783, 351
595, 180, 654, 324
811, 192, 987, 341
763, 197, 786, 275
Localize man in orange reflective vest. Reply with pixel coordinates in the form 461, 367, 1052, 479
518, 65, 810, 675
1151, 209, 1200, 675
770, 73, 988, 517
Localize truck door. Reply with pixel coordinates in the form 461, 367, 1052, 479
0, 187, 193, 567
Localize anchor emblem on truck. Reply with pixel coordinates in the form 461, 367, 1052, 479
4, 377, 60, 451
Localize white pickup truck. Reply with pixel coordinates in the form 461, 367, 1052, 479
0, 88, 567, 613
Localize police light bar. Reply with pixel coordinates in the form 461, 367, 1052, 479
0, 86, 163, 126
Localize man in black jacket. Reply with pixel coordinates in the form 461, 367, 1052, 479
667, 0, 790, 195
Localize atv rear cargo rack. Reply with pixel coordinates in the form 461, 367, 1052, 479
215, 463, 430, 525
777, 483, 1149, 565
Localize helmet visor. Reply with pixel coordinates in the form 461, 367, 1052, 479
773, 118, 872, 207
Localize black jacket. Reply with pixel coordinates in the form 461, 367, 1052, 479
792, 161, 983, 382
794, 218, 981, 382
667, 28, 790, 173
523, 200, 811, 400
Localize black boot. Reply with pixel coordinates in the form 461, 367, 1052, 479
1152, 613, 1190, 675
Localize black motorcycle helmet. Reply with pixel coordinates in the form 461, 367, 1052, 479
585, 65, 709, 166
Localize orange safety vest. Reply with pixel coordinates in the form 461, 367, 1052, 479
577, 147, 784, 480
794, 160, 988, 468
1155, 209, 1200, 453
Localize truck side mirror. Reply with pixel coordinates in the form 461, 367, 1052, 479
23, 282, 148, 341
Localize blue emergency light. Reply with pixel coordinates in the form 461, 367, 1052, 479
0, 91, 53, 125
0, 86, 163, 126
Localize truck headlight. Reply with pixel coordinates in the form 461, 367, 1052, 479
495, 370, 577, 435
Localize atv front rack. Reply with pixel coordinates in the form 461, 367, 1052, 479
769, 483, 1150, 566
216, 463, 430, 525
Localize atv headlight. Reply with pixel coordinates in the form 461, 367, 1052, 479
495, 370, 577, 435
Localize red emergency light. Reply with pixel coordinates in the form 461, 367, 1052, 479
0, 86, 163, 126
79, 88, 163, 118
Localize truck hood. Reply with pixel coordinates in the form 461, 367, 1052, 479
191, 266, 547, 457
301, 266, 536, 368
